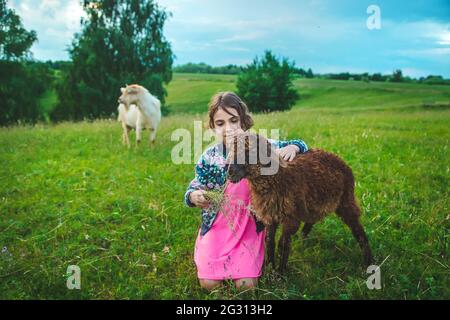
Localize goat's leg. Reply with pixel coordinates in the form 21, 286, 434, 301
336, 204, 373, 266
278, 220, 300, 274
135, 125, 142, 146
265, 222, 278, 268
121, 123, 131, 148
301, 223, 314, 238
126, 127, 131, 148
149, 119, 158, 145
148, 128, 156, 145
136, 112, 143, 146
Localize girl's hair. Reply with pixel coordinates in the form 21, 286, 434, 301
208, 92, 254, 131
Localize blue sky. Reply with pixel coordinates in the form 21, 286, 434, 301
9, 0, 450, 77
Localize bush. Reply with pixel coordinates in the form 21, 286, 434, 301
0, 0, 53, 125
422, 75, 450, 85
0, 60, 52, 125
236, 50, 299, 113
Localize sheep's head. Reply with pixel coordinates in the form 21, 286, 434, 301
118, 84, 141, 107
226, 132, 287, 183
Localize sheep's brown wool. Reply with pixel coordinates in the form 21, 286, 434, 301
227, 132, 373, 274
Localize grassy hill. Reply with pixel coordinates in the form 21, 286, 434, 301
166, 73, 450, 114
0, 73, 449, 299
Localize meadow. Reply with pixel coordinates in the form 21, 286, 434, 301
0, 73, 449, 299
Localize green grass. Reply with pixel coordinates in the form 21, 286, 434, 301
0, 74, 449, 299
165, 73, 450, 114
38, 89, 59, 122
165, 73, 236, 114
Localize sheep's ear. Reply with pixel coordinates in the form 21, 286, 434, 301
120, 87, 125, 93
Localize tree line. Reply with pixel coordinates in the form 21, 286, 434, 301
174, 63, 450, 85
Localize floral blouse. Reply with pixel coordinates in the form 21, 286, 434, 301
183, 137, 309, 236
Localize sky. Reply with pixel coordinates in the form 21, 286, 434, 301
8, 0, 450, 78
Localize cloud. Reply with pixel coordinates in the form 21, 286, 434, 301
394, 47, 450, 57
401, 67, 433, 78
388, 19, 450, 46
382, 19, 450, 62
6, 0, 450, 77
9, 0, 85, 60
215, 31, 267, 43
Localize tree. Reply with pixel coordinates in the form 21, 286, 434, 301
236, 50, 299, 113
0, 0, 50, 125
370, 73, 384, 82
0, 0, 37, 61
305, 68, 314, 79
53, 0, 174, 121
392, 69, 403, 82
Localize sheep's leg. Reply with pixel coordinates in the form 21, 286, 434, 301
265, 222, 278, 268
345, 216, 373, 267
336, 206, 373, 266
301, 223, 314, 238
278, 220, 300, 274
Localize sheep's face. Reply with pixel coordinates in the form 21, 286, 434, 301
227, 161, 248, 183
226, 132, 285, 183
118, 85, 141, 107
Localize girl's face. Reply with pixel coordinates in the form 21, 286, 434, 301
213, 107, 243, 143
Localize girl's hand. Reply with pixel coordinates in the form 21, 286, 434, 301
189, 190, 210, 208
276, 145, 300, 162
224, 128, 244, 146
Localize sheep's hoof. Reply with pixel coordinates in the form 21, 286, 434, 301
364, 252, 374, 267
277, 261, 288, 275
264, 260, 276, 270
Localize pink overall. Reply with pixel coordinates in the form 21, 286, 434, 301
194, 178, 266, 280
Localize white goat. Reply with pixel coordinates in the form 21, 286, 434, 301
117, 84, 161, 147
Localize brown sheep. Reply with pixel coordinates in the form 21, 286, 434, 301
226, 132, 373, 274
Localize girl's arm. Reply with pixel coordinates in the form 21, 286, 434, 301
184, 176, 204, 208
268, 137, 309, 153
184, 147, 223, 207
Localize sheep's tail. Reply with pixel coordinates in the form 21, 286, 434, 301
337, 161, 362, 218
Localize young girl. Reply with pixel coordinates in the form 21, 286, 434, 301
184, 92, 308, 291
